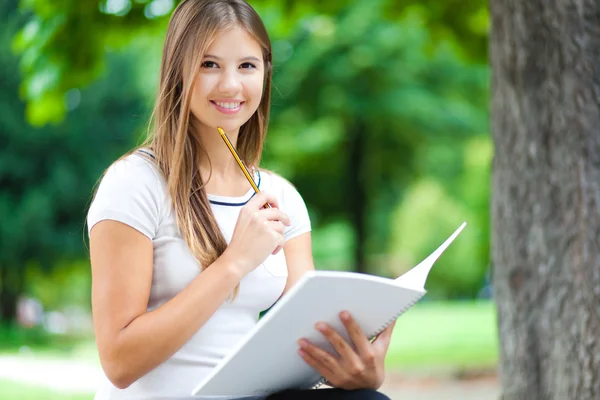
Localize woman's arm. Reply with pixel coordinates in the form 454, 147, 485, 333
90, 220, 243, 389
281, 232, 315, 295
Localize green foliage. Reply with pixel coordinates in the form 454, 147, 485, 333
0, 1, 148, 321
0, 50, 146, 270
263, 0, 489, 271
3, 0, 492, 305
388, 137, 492, 298
12, 0, 160, 125
13, 0, 487, 126
0, 323, 86, 352
25, 260, 91, 311
310, 220, 355, 271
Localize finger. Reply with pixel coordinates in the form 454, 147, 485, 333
298, 340, 346, 385
339, 311, 372, 359
375, 320, 396, 341
246, 191, 280, 210
297, 339, 341, 374
315, 322, 362, 365
265, 221, 286, 235
258, 208, 291, 226
297, 348, 340, 386
267, 231, 285, 254
271, 232, 285, 254
373, 320, 396, 351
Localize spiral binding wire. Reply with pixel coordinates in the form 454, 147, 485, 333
308, 293, 424, 390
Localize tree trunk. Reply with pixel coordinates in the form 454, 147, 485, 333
0, 265, 22, 324
491, 1, 600, 399
348, 121, 367, 274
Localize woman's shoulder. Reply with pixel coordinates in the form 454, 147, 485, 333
258, 169, 311, 239
257, 168, 297, 193
100, 149, 164, 191
257, 169, 306, 208
108, 148, 160, 177
87, 149, 166, 239
91, 148, 167, 214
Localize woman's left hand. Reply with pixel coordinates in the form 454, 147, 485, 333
297, 311, 396, 390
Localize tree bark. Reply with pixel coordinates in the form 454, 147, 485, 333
491, 1, 600, 399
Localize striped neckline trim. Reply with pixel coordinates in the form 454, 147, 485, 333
135, 149, 261, 207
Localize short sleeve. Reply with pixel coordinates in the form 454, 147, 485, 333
87, 155, 163, 240
278, 178, 311, 242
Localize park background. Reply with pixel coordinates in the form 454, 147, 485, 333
1, 0, 498, 398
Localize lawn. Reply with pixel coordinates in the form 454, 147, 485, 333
386, 300, 499, 371
0, 379, 92, 400
0, 300, 499, 399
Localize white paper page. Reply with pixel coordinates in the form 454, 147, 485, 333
394, 222, 467, 290
191, 222, 466, 397
192, 272, 424, 397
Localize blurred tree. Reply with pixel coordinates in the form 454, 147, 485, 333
9, 0, 491, 286
491, 0, 600, 398
0, 0, 147, 323
13, 0, 487, 126
388, 136, 492, 298
264, 0, 488, 273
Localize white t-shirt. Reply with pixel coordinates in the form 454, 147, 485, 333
87, 150, 311, 399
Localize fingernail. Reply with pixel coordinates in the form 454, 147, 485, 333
297, 339, 307, 348
340, 311, 350, 321
316, 323, 327, 332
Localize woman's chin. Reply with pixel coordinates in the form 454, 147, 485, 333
193, 113, 251, 134
211, 119, 249, 134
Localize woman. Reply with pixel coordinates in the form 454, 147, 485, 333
87, 0, 396, 398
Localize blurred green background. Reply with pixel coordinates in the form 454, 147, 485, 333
0, 0, 496, 398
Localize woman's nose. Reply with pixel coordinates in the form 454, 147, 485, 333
218, 70, 242, 94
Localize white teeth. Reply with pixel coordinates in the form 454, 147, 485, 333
214, 101, 241, 109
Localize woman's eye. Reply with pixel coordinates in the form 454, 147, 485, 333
201, 61, 218, 68
240, 62, 256, 69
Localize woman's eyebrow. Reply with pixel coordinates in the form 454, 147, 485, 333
204, 54, 262, 62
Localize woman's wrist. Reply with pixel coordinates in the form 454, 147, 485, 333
217, 248, 247, 281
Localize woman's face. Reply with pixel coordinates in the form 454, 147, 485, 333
190, 26, 265, 135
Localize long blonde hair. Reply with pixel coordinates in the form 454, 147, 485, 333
140, 0, 272, 273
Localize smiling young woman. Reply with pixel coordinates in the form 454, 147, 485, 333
86, 1, 395, 399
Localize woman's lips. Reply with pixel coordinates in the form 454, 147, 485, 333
210, 100, 244, 114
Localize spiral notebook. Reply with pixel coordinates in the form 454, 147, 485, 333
191, 222, 466, 398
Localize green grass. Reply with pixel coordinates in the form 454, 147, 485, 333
0, 379, 92, 400
386, 300, 499, 371
0, 301, 498, 398
0, 324, 91, 354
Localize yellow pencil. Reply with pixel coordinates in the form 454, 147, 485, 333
217, 127, 271, 209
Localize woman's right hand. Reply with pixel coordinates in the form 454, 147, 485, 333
223, 191, 291, 276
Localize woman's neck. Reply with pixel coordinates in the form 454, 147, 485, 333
196, 125, 252, 195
